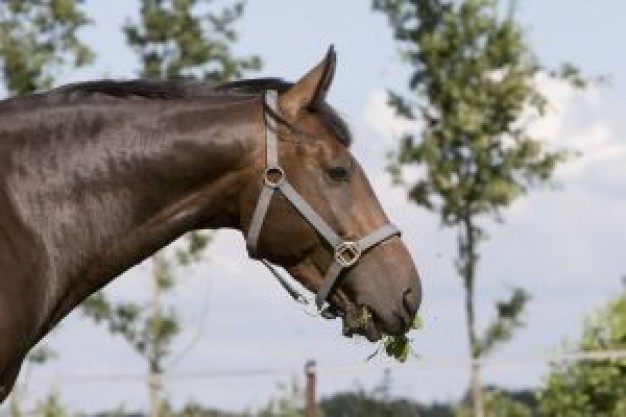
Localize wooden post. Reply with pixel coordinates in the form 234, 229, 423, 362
304, 360, 317, 417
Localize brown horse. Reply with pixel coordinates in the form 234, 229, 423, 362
0, 48, 421, 401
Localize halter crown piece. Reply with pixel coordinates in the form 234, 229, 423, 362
246, 90, 400, 309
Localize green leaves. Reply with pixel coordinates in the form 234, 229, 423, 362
375, 0, 573, 226
384, 334, 411, 363
478, 287, 531, 356
176, 231, 212, 266
455, 388, 533, 417
366, 316, 423, 363
383, 316, 423, 362
26, 345, 58, 365
124, 0, 261, 83
82, 292, 144, 354
538, 291, 626, 416
0, 0, 93, 96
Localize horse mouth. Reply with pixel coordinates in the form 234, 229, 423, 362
323, 294, 383, 342
342, 306, 382, 342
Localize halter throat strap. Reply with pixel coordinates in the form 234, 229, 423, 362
246, 90, 400, 309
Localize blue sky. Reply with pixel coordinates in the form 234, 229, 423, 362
2, 0, 626, 413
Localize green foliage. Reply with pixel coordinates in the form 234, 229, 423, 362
124, 0, 261, 82
374, 0, 570, 228
82, 252, 182, 372
320, 373, 453, 417
0, 0, 93, 95
383, 334, 411, 362
26, 345, 58, 365
537, 290, 626, 417
321, 391, 424, 417
256, 380, 305, 417
383, 316, 423, 362
34, 391, 76, 417
479, 287, 531, 356
455, 388, 533, 417
176, 231, 213, 266
364, 314, 422, 362
178, 402, 249, 417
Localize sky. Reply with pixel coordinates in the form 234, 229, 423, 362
2, 0, 626, 413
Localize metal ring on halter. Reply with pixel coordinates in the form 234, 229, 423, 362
263, 166, 285, 188
334, 241, 361, 268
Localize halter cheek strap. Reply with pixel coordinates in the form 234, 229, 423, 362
246, 90, 400, 309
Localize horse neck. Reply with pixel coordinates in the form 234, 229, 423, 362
3, 95, 263, 323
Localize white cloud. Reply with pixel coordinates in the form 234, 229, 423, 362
525, 75, 626, 183
362, 90, 423, 145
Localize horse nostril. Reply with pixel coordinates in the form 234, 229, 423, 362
402, 288, 419, 316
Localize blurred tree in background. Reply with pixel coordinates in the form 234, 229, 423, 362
320, 391, 433, 417
0, 0, 93, 96
372, 0, 583, 415
33, 392, 74, 417
257, 380, 305, 417
81, 2, 261, 416
537, 289, 626, 416
125, 0, 261, 82
455, 388, 533, 417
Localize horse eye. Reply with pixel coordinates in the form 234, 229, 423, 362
326, 166, 350, 182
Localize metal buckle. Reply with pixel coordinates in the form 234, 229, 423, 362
334, 241, 361, 268
263, 166, 285, 188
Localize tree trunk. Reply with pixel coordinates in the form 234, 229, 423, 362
461, 216, 484, 417
149, 253, 165, 417
149, 368, 163, 417
470, 356, 484, 417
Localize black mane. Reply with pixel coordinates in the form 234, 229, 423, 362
55, 78, 216, 100
47, 77, 352, 146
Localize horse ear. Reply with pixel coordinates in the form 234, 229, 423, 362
279, 46, 337, 120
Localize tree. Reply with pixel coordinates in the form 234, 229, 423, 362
124, 0, 261, 83
0, 0, 93, 96
372, 0, 581, 415
82, 239, 210, 417
9, 345, 59, 417
537, 289, 626, 416
320, 370, 454, 417
455, 388, 533, 417
34, 391, 74, 417
82, 2, 260, 416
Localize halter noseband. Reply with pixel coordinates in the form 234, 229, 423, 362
246, 90, 400, 309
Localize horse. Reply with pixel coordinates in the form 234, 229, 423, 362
0, 47, 421, 401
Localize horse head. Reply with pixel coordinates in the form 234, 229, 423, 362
240, 48, 421, 341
